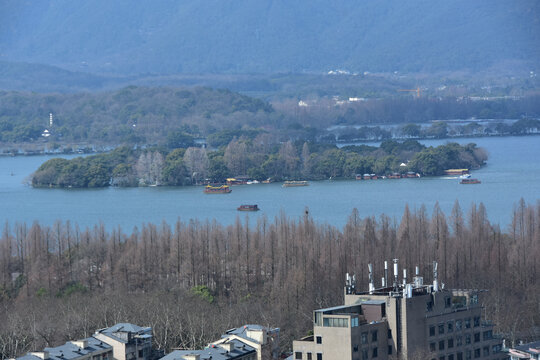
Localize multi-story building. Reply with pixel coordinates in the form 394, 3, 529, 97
292, 260, 507, 360
94, 323, 153, 360
160, 340, 257, 360
210, 324, 280, 360
161, 324, 280, 360
13, 337, 113, 360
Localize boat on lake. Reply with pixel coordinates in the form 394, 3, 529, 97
460, 178, 481, 184
204, 185, 232, 193
237, 204, 260, 211
445, 168, 469, 175
283, 180, 309, 187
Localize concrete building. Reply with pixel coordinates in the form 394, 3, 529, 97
293, 260, 507, 360
94, 323, 153, 360
160, 339, 257, 360
507, 341, 540, 359
210, 325, 280, 360
160, 324, 280, 360
14, 337, 113, 360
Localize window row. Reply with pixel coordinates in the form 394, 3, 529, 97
429, 317, 482, 336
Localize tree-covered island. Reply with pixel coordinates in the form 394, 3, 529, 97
31, 140, 487, 188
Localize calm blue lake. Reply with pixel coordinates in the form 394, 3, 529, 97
0, 136, 539, 231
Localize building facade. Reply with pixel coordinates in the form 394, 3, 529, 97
293, 260, 507, 360
94, 323, 153, 360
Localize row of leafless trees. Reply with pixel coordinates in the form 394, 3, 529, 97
0, 199, 538, 359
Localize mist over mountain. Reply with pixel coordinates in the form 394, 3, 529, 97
1, 0, 538, 76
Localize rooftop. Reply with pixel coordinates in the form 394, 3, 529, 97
161, 339, 255, 360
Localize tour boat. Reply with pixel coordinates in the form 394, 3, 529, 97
282, 180, 309, 187
237, 204, 260, 211
204, 185, 232, 193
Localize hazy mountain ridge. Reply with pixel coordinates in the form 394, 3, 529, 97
1, 0, 538, 75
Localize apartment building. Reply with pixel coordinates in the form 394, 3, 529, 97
161, 324, 280, 360
160, 339, 257, 360
94, 323, 153, 360
14, 337, 113, 360
292, 260, 507, 360
211, 324, 280, 360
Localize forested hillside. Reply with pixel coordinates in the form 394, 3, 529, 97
2, 86, 539, 146
0, 200, 538, 358
1, 0, 538, 74
0, 87, 276, 144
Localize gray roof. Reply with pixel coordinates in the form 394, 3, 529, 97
101, 323, 151, 334
314, 304, 362, 314
161, 339, 255, 360
222, 324, 277, 344
17, 337, 111, 360
514, 340, 540, 355
97, 323, 152, 344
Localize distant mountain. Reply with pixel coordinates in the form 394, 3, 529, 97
1, 0, 538, 75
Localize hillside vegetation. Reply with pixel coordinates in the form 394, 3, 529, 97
1, 0, 538, 74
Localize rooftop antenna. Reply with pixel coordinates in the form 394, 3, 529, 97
414, 265, 423, 287
393, 259, 399, 291
433, 261, 439, 292
384, 261, 388, 288
403, 268, 407, 287
368, 264, 375, 294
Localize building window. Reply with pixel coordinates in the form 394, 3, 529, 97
447, 321, 454, 333
439, 324, 445, 335
445, 297, 451, 308
430, 342, 436, 352
427, 301, 433, 312
492, 344, 502, 353
307, 353, 312, 360
352, 317, 359, 327
295, 352, 303, 359
353, 345, 358, 352
474, 348, 480, 358
465, 334, 471, 345
448, 355, 454, 360
465, 318, 471, 329
439, 340, 445, 351
371, 330, 378, 342
388, 346, 392, 355
473, 316, 480, 327
372, 347, 378, 358
483, 346, 489, 357
316, 336, 322, 344
465, 349, 471, 360
456, 336, 462, 346
430, 325, 436, 336
457, 352, 463, 360
483, 330, 493, 340
317, 353, 322, 360
362, 349, 368, 360
474, 333, 480, 343
361, 332, 368, 344
439, 356, 445, 360
388, 329, 392, 339
448, 338, 454, 348
138, 350, 143, 358
455, 320, 462, 331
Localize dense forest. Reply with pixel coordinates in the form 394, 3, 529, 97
0, 199, 538, 359
1, 86, 539, 146
30, 141, 488, 188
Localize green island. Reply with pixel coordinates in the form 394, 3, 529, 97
31, 140, 487, 188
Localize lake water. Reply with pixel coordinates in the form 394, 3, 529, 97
0, 136, 539, 232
